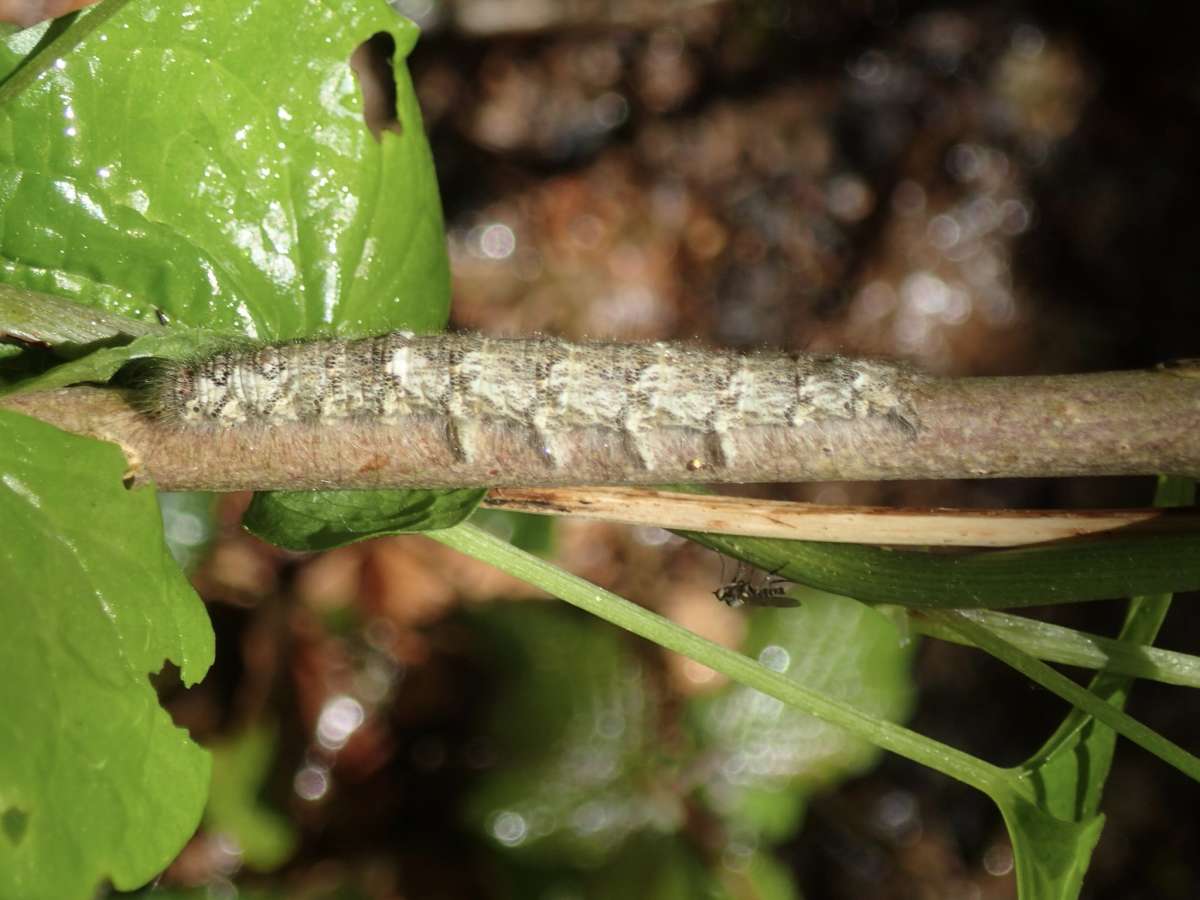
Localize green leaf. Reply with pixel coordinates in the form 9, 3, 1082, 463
1020, 475, 1195, 807
671, 482, 1200, 609
928, 609, 1200, 783
718, 850, 800, 900
463, 604, 678, 868
243, 487, 486, 551
0, 0, 461, 547
908, 609, 1200, 688
205, 723, 297, 872
429, 523, 1165, 900
0, 0, 449, 337
688, 590, 915, 843
484, 835, 751, 900
990, 796, 1104, 900
907, 479, 1196, 900
0, 410, 214, 899
1001, 475, 1196, 898
588, 837, 731, 900
490, 836, 799, 900
458, 581, 905, 888
130, 890, 286, 900
434, 524, 1004, 820
0, 0, 462, 893
682, 527, 1200, 609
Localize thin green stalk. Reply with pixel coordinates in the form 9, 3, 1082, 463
908, 609, 1200, 688
430, 522, 1012, 798
927, 609, 1200, 782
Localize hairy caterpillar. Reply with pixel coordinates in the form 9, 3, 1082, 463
150, 332, 919, 461
133, 328, 916, 487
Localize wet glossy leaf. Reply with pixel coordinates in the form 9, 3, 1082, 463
688, 590, 916, 843
0, 18, 53, 83
0, 0, 456, 541
1, 0, 460, 545
0, 0, 449, 338
0, 410, 214, 898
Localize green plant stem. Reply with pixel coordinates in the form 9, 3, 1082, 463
926, 609, 1200, 782
430, 522, 1012, 798
908, 609, 1200, 688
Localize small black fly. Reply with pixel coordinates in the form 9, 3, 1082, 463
713, 560, 799, 609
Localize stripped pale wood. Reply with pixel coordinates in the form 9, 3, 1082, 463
483, 486, 1200, 547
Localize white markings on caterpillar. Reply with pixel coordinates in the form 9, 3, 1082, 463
152, 333, 919, 471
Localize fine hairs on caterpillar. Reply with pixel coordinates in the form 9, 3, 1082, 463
143, 331, 921, 485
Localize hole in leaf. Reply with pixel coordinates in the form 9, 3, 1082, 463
151, 660, 187, 709
149, 659, 215, 740
350, 32, 402, 141
2, 807, 28, 846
